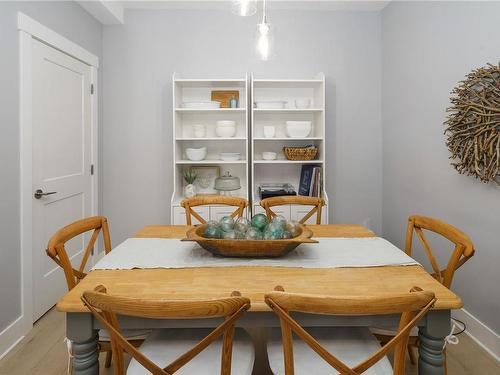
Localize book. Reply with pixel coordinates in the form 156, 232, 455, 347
310, 167, 322, 197
298, 165, 315, 196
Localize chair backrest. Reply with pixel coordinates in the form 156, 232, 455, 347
406, 215, 475, 289
265, 286, 436, 375
180, 196, 248, 225
46, 216, 112, 290
81, 286, 251, 375
260, 196, 325, 224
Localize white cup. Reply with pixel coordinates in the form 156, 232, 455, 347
193, 124, 206, 138
295, 99, 311, 109
263, 125, 276, 138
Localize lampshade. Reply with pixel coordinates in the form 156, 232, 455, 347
256, 22, 274, 61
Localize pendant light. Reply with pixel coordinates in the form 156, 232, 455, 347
231, 0, 257, 17
256, 0, 274, 61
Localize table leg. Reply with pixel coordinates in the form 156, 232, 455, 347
418, 310, 450, 375
67, 313, 99, 375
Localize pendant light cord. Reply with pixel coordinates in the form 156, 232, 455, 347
262, 0, 267, 24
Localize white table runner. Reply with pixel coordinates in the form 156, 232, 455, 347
93, 237, 418, 270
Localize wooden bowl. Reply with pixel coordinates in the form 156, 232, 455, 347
182, 224, 317, 258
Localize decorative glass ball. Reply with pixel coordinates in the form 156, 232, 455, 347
271, 215, 287, 230
234, 230, 246, 239
222, 230, 236, 239
251, 213, 269, 231
219, 216, 235, 232
234, 217, 251, 233
266, 222, 283, 235
245, 227, 263, 240
204, 225, 222, 239
263, 229, 282, 240
286, 220, 301, 237
206, 220, 220, 229
281, 230, 293, 239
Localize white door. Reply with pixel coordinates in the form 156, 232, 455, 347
32, 39, 93, 321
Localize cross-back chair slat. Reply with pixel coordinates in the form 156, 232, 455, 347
260, 196, 325, 224
180, 196, 248, 225
81, 286, 250, 375
46, 216, 111, 290
405, 215, 475, 289
265, 287, 436, 375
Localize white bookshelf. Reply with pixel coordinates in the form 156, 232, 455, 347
170, 74, 250, 224
251, 73, 328, 223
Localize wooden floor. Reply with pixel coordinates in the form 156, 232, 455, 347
0, 308, 498, 374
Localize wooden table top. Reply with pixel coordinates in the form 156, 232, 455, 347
57, 224, 462, 312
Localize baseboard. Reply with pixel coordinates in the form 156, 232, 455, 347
452, 308, 500, 362
0, 316, 26, 361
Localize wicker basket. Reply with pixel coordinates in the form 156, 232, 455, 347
283, 147, 318, 161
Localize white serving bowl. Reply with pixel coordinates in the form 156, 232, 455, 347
215, 120, 236, 137
182, 101, 220, 109
285, 121, 312, 138
295, 99, 311, 109
255, 101, 287, 109
219, 152, 241, 161
185, 147, 207, 161
262, 152, 277, 160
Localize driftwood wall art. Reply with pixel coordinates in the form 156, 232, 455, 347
444, 63, 500, 185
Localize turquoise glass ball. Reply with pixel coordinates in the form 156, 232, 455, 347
234, 230, 246, 239
263, 230, 282, 240
281, 230, 293, 239
204, 225, 222, 239
219, 216, 235, 232
251, 214, 269, 231
271, 215, 287, 230
245, 227, 263, 240
222, 230, 237, 239
234, 217, 251, 233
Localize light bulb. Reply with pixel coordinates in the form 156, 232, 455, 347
256, 22, 273, 61
231, 0, 257, 17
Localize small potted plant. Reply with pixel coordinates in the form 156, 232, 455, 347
183, 170, 198, 198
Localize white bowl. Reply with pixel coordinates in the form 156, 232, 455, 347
185, 147, 207, 161
182, 101, 220, 109
215, 121, 236, 137
285, 121, 312, 138
295, 99, 311, 109
262, 152, 277, 160
255, 101, 287, 109
216, 120, 236, 127
219, 152, 241, 161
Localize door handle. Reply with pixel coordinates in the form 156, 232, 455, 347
34, 189, 57, 199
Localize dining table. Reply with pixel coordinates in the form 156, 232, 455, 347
57, 224, 462, 375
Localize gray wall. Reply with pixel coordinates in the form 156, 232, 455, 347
382, 1, 500, 333
0, 1, 102, 331
102, 9, 382, 243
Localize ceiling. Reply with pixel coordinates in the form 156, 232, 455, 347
79, 0, 391, 25
122, 0, 391, 12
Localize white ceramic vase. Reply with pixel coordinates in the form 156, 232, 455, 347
184, 184, 196, 198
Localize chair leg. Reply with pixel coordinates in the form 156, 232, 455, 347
105, 350, 113, 368
408, 344, 418, 365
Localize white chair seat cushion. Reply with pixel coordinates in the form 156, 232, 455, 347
99, 329, 151, 342
127, 328, 255, 375
267, 327, 393, 375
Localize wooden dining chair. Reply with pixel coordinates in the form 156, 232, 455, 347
45, 216, 147, 368
373, 215, 475, 366
180, 196, 248, 225
81, 286, 254, 375
260, 196, 325, 224
265, 286, 436, 375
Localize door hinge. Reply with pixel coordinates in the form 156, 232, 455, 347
90, 83, 94, 95
90, 164, 94, 175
